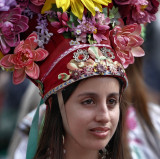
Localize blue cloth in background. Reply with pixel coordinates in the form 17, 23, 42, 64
0, 73, 29, 154
143, 19, 160, 92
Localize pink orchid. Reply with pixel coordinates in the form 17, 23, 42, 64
110, 23, 144, 68
114, 0, 159, 24
92, 13, 110, 43
0, 32, 49, 84
0, 7, 29, 54
51, 12, 69, 33
16, 0, 45, 13
30, 0, 45, 6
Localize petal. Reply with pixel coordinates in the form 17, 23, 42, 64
34, 48, 49, 61
13, 69, 26, 84
81, 0, 96, 16
131, 47, 145, 57
57, 27, 66, 33
0, 55, 14, 68
51, 21, 61, 28
133, 24, 141, 35
0, 37, 10, 54
56, 0, 63, 8
16, 18, 29, 33
25, 62, 40, 79
62, 12, 69, 21
20, 15, 29, 24
41, 0, 56, 14
70, 0, 84, 20
93, 33, 107, 43
129, 35, 144, 47
14, 41, 24, 54
60, 0, 70, 12
5, 35, 20, 47
93, 0, 112, 6
98, 24, 110, 31
93, 2, 102, 12
24, 32, 38, 50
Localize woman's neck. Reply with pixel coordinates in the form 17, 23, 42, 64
64, 148, 99, 159
64, 138, 99, 159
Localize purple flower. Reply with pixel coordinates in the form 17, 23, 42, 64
0, 0, 17, 11
73, 13, 110, 43
0, 7, 29, 54
51, 12, 69, 33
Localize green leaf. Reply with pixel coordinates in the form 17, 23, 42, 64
141, 24, 146, 40
51, 3, 63, 13
47, 14, 57, 22
88, 34, 97, 44
103, 7, 108, 18
67, 12, 79, 28
63, 32, 71, 39
109, 6, 120, 19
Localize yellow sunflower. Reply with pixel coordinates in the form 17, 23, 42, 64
41, 0, 112, 19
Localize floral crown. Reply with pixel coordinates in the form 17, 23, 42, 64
0, 0, 159, 101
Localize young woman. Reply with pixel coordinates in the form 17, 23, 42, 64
34, 76, 126, 159
0, 0, 159, 159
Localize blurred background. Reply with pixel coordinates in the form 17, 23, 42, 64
0, 4, 160, 159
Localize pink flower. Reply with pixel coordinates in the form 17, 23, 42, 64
0, 7, 29, 54
73, 13, 110, 43
0, 0, 17, 11
110, 23, 144, 68
16, 0, 45, 13
30, 0, 45, 6
0, 32, 49, 84
114, 0, 159, 24
92, 13, 110, 43
51, 12, 69, 33
114, 0, 131, 5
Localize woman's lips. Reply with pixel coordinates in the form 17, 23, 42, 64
89, 127, 110, 138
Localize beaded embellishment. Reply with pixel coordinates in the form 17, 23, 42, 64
58, 46, 125, 81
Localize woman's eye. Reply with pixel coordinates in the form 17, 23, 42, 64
81, 99, 94, 105
107, 98, 118, 106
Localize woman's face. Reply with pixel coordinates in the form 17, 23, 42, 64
60, 77, 120, 150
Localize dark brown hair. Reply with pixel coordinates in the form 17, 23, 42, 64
124, 57, 160, 157
34, 78, 127, 159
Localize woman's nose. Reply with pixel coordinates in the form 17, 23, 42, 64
95, 102, 110, 123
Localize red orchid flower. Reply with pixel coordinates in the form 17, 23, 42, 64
0, 32, 49, 84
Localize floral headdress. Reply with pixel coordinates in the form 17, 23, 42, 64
0, 0, 159, 101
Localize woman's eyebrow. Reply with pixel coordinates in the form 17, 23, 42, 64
77, 92, 97, 97
77, 92, 120, 98
108, 93, 120, 98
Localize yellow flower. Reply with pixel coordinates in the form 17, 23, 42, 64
42, 0, 112, 20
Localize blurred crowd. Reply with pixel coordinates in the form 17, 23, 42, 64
0, 5, 160, 159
